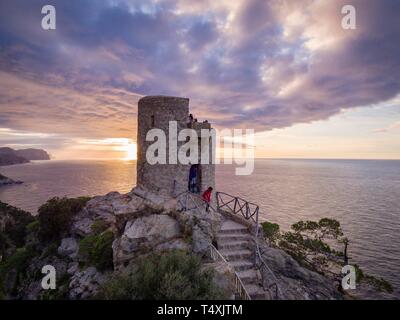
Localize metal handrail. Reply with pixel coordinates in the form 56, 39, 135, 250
209, 244, 251, 300
173, 179, 217, 214
215, 190, 284, 300
174, 183, 283, 300
176, 190, 217, 215
216, 191, 259, 225
255, 240, 284, 299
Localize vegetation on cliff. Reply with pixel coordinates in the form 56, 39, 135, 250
261, 218, 393, 294
0, 201, 34, 260
97, 250, 227, 300
38, 196, 90, 241
79, 231, 114, 271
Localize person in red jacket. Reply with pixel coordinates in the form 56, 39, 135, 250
202, 187, 213, 212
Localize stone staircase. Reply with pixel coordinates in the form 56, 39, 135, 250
217, 219, 269, 300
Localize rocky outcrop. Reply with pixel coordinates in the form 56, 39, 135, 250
259, 244, 342, 300
69, 267, 106, 299
71, 191, 146, 237
112, 214, 182, 266
202, 261, 236, 300
58, 237, 79, 259
0, 173, 23, 186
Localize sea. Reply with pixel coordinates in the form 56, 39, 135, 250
1, 159, 399, 296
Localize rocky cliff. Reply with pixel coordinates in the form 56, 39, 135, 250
0, 188, 231, 300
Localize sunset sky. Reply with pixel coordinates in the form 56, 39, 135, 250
0, 0, 400, 160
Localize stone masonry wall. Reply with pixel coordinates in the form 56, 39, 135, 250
136, 95, 215, 196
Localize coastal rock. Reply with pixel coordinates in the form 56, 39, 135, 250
192, 225, 211, 256
202, 261, 236, 299
0, 174, 23, 186
71, 191, 147, 237
69, 267, 106, 299
113, 214, 181, 266
58, 237, 79, 259
130, 186, 177, 211
71, 215, 93, 237
155, 238, 190, 252
67, 262, 79, 275
260, 244, 342, 300
24, 281, 44, 300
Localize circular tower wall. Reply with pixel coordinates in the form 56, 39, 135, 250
136, 96, 190, 196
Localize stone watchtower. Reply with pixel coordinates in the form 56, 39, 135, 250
136, 96, 215, 196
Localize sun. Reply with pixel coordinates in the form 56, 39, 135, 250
125, 143, 137, 160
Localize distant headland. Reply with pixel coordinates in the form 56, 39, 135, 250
0, 147, 50, 186
0, 147, 50, 166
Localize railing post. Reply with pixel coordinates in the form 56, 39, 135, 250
233, 197, 238, 215
255, 207, 259, 238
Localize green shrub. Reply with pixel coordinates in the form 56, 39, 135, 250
26, 220, 40, 233
353, 264, 393, 293
41, 243, 59, 259
97, 250, 227, 300
79, 231, 114, 271
0, 201, 34, 249
38, 197, 90, 241
91, 219, 109, 235
0, 246, 36, 295
261, 221, 280, 244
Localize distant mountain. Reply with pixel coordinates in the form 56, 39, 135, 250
15, 148, 50, 160
0, 147, 50, 166
0, 147, 29, 166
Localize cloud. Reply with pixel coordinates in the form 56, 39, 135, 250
374, 121, 400, 133
0, 0, 400, 154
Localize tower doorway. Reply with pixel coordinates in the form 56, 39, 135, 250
188, 164, 202, 194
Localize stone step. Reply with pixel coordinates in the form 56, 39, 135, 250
220, 249, 253, 261
219, 220, 249, 234
245, 284, 268, 300
218, 240, 251, 250
237, 269, 259, 285
218, 227, 249, 235
230, 260, 254, 272
217, 233, 253, 243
